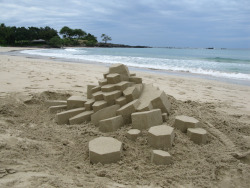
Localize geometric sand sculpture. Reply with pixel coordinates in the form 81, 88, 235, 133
136, 84, 171, 114
89, 137, 122, 164
174, 115, 200, 133
47, 63, 172, 129
151, 150, 172, 165
148, 125, 174, 149
162, 113, 168, 122
99, 115, 124, 133
56, 107, 85, 125
49, 105, 67, 113
45, 100, 67, 107
116, 99, 140, 124
67, 95, 86, 109
91, 104, 120, 126
69, 110, 94, 125
131, 109, 163, 130
187, 128, 207, 145
92, 100, 108, 112
126, 129, 141, 141
46, 63, 174, 164
87, 84, 96, 99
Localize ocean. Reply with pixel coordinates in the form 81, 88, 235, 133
20, 47, 250, 85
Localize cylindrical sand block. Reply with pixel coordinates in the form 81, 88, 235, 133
126, 129, 141, 141
187, 128, 207, 144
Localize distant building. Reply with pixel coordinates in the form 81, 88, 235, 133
31, 39, 46, 43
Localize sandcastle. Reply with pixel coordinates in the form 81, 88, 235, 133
46, 63, 208, 164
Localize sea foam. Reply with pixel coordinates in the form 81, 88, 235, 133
20, 48, 250, 81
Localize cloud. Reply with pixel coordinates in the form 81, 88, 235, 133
0, 0, 249, 47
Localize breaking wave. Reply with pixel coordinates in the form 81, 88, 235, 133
20, 48, 250, 81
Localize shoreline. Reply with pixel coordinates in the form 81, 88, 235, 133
3, 47, 250, 87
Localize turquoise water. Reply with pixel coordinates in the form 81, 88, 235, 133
21, 48, 250, 82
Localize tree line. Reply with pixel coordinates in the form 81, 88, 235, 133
0, 23, 112, 47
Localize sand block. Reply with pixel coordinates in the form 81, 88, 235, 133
174, 115, 200, 133
109, 63, 130, 76
135, 84, 143, 95
45, 100, 67, 107
116, 99, 140, 124
129, 76, 142, 84
115, 96, 127, 107
126, 129, 141, 141
87, 85, 96, 99
148, 125, 174, 149
67, 96, 86, 109
89, 137, 122, 164
69, 110, 94, 125
103, 90, 122, 105
101, 84, 116, 92
137, 84, 171, 114
92, 100, 108, 112
103, 71, 109, 78
130, 73, 136, 76
151, 150, 172, 165
137, 102, 153, 112
49, 105, 67, 113
99, 115, 124, 133
115, 81, 133, 91
187, 128, 207, 144
91, 86, 101, 94
162, 113, 169, 122
109, 63, 130, 81
84, 98, 95, 110
136, 84, 157, 111
101, 82, 132, 92
123, 85, 142, 103
151, 91, 171, 114
107, 73, 121, 84
91, 104, 120, 126
131, 109, 163, 130
98, 79, 108, 86
92, 91, 104, 101
56, 107, 85, 125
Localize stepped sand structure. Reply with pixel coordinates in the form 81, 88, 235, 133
47, 63, 207, 164
50, 64, 171, 126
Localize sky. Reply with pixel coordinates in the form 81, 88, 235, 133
0, 0, 250, 48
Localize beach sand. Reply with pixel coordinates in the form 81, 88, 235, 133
0, 47, 249, 187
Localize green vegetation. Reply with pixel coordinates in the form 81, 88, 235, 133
0, 23, 149, 48
59, 26, 98, 47
48, 36, 62, 48
0, 23, 98, 47
0, 23, 58, 46
101, 34, 112, 43
59, 26, 86, 40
